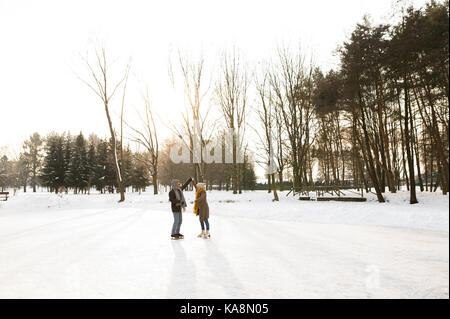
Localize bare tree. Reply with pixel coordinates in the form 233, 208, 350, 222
120, 65, 130, 170
267, 46, 316, 190
168, 51, 214, 183
77, 47, 129, 202
126, 88, 159, 194
254, 73, 279, 201
214, 49, 249, 194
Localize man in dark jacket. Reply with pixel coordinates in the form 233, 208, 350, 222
169, 177, 192, 239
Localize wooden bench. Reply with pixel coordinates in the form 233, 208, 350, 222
316, 197, 367, 202
0, 191, 9, 201
288, 186, 367, 202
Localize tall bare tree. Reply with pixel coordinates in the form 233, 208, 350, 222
77, 47, 129, 202
267, 46, 315, 190
214, 49, 249, 194
126, 89, 159, 194
168, 51, 214, 183
254, 73, 279, 201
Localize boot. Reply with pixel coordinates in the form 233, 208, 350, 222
197, 230, 205, 238
204, 230, 210, 239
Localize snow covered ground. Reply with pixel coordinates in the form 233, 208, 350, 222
0, 189, 448, 298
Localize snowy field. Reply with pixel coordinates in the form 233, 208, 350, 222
0, 189, 448, 299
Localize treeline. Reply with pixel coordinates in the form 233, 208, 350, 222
0, 132, 150, 194
0, 133, 43, 193
1, 1, 447, 204
40, 132, 152, 194
0, 132, 257, 193
256, 1, 448, 203
315, 1, 449, 203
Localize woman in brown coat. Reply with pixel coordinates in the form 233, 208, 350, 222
193, 182, 210, 239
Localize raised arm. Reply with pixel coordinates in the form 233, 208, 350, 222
180, 177, 193, 191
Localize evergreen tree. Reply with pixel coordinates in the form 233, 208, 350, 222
0, 155, 8, 191
86, 139, 96, 193
63, 133, 72, 190
94, 139, 116, 193
40, 134, 65, 193
22, 133, 43, 192
66, 133, 89, 194
17, 153, 30, 192
130, 160, 150, 194
241, 160, 257, 191
121, 145, 133, 191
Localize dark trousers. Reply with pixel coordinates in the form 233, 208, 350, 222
200, 218, 210, 231
172, 212, 182, 235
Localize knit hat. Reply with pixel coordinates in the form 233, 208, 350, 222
196, 183, 206, 189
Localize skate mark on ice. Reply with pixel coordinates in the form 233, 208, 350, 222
0, 208, 115, 243
0, 209, 146, 289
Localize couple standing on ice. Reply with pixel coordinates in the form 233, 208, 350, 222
169, 177, 210, 240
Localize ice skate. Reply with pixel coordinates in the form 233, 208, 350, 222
197, 230, 205, 238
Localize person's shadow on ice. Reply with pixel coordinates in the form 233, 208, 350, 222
167, 242, 196, 298
204, 241, 249, 298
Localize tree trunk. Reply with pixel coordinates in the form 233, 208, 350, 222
32, 170, 37, 193
105, 101, 125, 202
278, 171, 283, 192
272, 173, 279, 201
359, 91, 385, 203
413, 126, 424, 192
153, 174, 158, 195
404, 77, 418, 204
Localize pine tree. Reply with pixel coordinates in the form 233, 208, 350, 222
40, 134, 65, 193
22, 133, 43, 192
63, 133, 72, 191
66, 133, 89, 194
121, 145, 133, 191
130, 160, 150, 194
17, 153, 30, 192
94, 139, 116, 193
0, 155, 8, 191
241, 161, 257, 191
86, 139, 96, 194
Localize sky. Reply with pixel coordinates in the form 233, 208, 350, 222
0, 0, 429, 172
